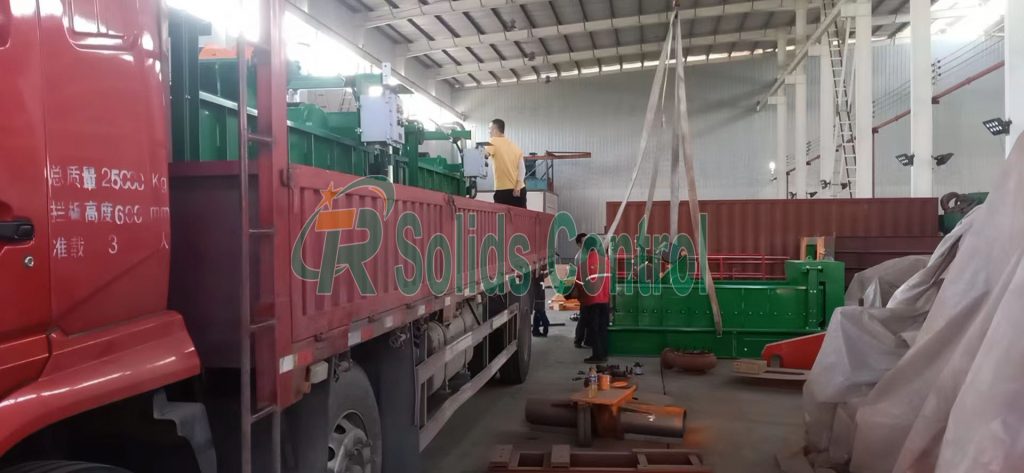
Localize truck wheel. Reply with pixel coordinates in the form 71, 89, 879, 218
1, 462, 131, 473
327, 365, 383, 473
498, 289, 534, 384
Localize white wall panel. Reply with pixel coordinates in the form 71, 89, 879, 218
873, 41, 1005, 197
454, 56, 780, 238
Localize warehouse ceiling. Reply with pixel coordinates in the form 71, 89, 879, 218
337, 0, 964, 87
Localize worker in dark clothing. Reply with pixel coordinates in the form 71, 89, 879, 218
532, 274, 549, 337
573, 311, 589, 349
570, 233, 612, 363
571, 233, 590, 349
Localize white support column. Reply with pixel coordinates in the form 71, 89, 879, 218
1007, 0, 1024, 157
818, 39, 835, 197
391, 55, 408, 76
910, 0, 933, 197
854, 0, 873, 197
776, 30, 790, 199
794, 0, 808, 199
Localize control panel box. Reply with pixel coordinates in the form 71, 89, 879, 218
463, 148, 489, 180
360, 91, 405, 146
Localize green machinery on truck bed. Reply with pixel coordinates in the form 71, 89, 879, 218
609, 253, 845, 359
168, 13, 469, 195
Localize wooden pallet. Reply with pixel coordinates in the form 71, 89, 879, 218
488, 445, 712, 472
549, 293, 581, 311
732, 359, 808, 381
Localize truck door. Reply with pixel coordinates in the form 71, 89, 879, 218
37, 0, 172, 335
0, 1, 52, 396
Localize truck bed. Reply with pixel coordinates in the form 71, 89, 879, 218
168, 161, 552, 405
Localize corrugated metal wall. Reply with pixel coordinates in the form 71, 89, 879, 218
451, 40, 1005, 246
604, 198, 939, 262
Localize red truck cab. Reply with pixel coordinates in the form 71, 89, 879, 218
0, 0, 200, 458
1, 3, 548, 473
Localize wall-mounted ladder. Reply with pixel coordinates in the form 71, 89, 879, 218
824, 0, 857, 197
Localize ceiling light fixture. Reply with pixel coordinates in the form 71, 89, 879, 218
982, 117, 1012, 136
933, 153, 955, 166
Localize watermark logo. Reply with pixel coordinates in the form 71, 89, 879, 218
292, 178, 710, 300
291, 177, 395, 295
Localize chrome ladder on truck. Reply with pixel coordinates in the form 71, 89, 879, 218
235, 0, 284, 472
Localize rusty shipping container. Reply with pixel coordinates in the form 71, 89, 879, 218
605, 198, 940, 277
834, 235, 943, 284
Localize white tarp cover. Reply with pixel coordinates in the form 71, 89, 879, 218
798, 136, 1024, 473
844, 255, 930, 308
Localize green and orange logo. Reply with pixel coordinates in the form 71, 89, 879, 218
291, 177, 710, 300
291, 176, 395, 295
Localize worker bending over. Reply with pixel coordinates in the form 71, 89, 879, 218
486, 118, 527, 208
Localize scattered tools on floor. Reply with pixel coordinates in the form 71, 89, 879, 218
596, 363, 639, 378
571, 363, 644, 383
487, 444, 711, 472
731, 359, 808, 381
525, 392, 686, 447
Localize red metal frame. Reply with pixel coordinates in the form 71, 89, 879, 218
231, 1, 290, 470
614, 252, 788, 280
523, 151, 593, 160
872, 60, 1005, 133
760, 332, 825, 370
697, 254, 789, 280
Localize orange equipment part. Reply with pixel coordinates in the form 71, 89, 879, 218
760, 332, 826, 370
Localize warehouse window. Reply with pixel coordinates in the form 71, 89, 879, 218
0, 1, 10, 48
66, 0, 136, 49
70, 0, 127, 37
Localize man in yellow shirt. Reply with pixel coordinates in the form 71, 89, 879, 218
485, 118, 527, 208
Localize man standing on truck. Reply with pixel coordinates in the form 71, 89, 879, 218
486, 118, 527, 208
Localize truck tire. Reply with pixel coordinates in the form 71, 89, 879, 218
1, 462, 131, 473
498, 289, 534, 384
327, 365, 383, 473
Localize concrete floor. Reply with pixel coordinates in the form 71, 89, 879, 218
422, 307, 806, 473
